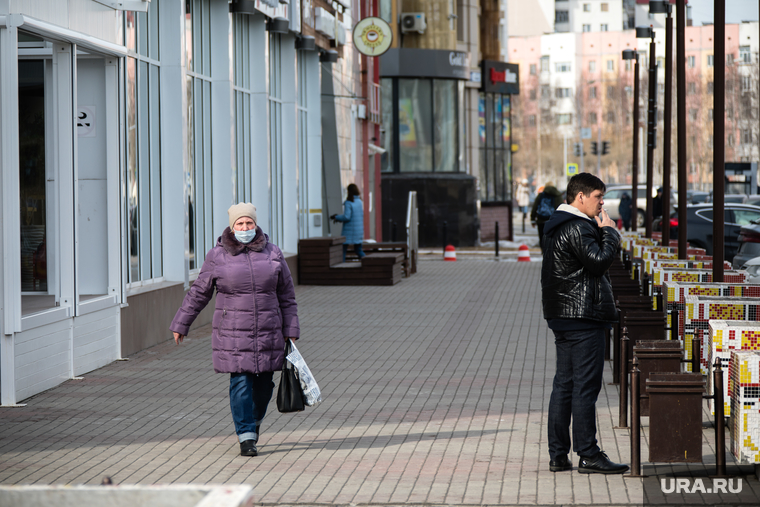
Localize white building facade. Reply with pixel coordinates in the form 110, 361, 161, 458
0, 0, 359, 405
554, 0, 625, 34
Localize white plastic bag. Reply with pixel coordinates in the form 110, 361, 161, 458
286, 339, 322, 406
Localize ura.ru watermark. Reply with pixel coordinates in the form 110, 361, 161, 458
660, 477, 743, 494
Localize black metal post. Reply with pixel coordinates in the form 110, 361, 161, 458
630, 357, 642, 476
662, 8, 673, 246
713, 358, 727, 477
619, 328, 630, 428
442, 221, 447, 259
613, 319, 621, 384
495, 222, 499, 258
645, 35, 657, 239
713, 0, 726, 282
677, 0, 688, 258
692, 333, 702, 374
632, 54, 640, 233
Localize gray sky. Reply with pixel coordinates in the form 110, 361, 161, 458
688, 0, 759, 25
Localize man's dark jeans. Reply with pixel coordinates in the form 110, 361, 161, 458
548, 327, 606, 460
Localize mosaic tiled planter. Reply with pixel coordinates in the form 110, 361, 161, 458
683, 295, 758, 374
708, 321, 760, 416
730, 350, 760, 464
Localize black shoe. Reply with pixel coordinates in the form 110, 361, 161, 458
240, 440, 258, 457
549, 455, 572, 472
578, 451, 629, 474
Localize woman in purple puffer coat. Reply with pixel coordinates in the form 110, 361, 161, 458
170, 202, 299, 458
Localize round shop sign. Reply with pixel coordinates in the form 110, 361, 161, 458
352, 17, 393, 57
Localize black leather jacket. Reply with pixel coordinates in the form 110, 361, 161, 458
541, 207, 620, 323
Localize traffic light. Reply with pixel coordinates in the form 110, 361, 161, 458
602, 141, 610, 155
574, 142, 582, 157
591, 142, 598, 155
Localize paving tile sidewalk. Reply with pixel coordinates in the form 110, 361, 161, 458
0, 260, 757, 505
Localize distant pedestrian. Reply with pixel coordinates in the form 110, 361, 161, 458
652, 187, 663, 219
618, 192, 632, 231
170, 202, 299, 457
516, 179, 531, 216
331, 183, 366, 262
530, 181, 563, 253
541, 173, 628, 475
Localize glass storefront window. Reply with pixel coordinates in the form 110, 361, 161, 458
384, 77, 462, 173
380, 78, 393, 172
479, 92, 512, 203
398, 79, 432, 173
433, 79, 458, 172
126, 1, 163, 284
186, 0, 212, 271
19, 60, 47, 293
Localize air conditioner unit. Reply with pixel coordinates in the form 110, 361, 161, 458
315, 7, 336, 39
400, 12, 426, 34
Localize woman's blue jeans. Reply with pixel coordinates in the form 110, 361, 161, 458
342, 243, 365, 262
547, 327, 606, 460
229, 372, 275, 443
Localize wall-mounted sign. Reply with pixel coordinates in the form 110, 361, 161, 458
352, 17, 392, 56
77, 106, 96, 138
481, 60, 519, 95
380, 48, 470, 80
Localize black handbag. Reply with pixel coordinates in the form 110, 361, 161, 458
277, 341, 305, 413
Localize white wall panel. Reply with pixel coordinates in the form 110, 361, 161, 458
73, 307, 119, 375
9, 0, 122, 45
14, 326, 71, 401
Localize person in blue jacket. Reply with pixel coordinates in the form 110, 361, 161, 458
331, 183, 366, 262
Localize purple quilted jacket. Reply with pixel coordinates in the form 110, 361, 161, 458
170, 227, 299, 374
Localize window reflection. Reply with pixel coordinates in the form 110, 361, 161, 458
433, 79, 458, 172
398, 79, 432, 172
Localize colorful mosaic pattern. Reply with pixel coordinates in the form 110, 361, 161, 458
730, 350, 760, 464
708, 321, 760, 416
661, 283, 760, 373
683, 295, 759, 373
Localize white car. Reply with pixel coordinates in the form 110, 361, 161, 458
603, 185, 678, 228
738, 256, 760, 283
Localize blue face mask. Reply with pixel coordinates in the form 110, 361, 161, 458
234, 229, 257, 244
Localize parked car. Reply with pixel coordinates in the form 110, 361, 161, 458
705, 193, 749, 204
734, 256, 760, 282
745, 195, 760, 207
655, 203, 760, 263
732, 219, 760, 269
604, 185, 677, 228
686, 190, 710, 204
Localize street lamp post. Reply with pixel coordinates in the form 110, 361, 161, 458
636, 26, 657, 238
676, 0, 687, 258
650, 1, 673, 247
623, 49, 639, 232
714, 0, 726, 281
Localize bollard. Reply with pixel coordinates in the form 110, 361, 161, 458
630, 357, 642, 477
495, 222, 499, 258
617, 327, 629, 428
692, 332, 701, 374
442, 221, 448, 259
713, 358, 727, 477
670, 308, 680, 341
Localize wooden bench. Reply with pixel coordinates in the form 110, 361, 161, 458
298, 237, 405, 286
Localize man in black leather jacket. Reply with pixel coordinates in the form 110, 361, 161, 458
541, 172, 629, 475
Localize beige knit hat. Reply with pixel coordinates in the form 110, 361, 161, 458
228, 202, 257, 229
